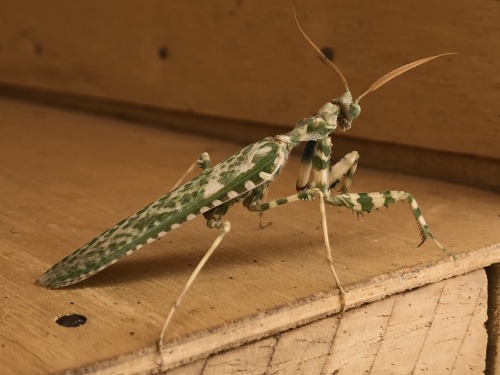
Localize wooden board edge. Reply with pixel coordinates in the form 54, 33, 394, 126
61, 242, 500, 374
486, 263, 500, 374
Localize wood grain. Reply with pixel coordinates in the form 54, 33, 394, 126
0, 0, 498, 161
173, 270, 487, 375
0, 98, 498, 374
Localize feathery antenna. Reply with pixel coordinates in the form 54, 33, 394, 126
356, 53, 457, 102
293, 6, 350, 93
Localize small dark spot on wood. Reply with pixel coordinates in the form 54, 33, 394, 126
34, 43, 43, 56
158, 46, 169, 60
56, 314, 87, 328
320, 46, 335, 61
129, 331, 135, 336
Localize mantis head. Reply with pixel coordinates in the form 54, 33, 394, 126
293, 7, 456, 132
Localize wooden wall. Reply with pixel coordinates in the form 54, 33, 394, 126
0, 0, 499, 190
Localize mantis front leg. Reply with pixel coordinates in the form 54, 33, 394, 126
298, 139, 450, 255
297, 140, 359, 194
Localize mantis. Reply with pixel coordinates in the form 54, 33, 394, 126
37, 8, 455, 366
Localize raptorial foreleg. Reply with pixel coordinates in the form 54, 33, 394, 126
327, 151, 359, 193
297, 141, 359, 195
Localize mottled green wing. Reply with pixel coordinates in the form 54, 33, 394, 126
37, 138, 288, 288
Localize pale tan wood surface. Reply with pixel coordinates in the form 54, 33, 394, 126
0, 98, 499, 374
170, 270, 486, 375
0, 0, 498, 161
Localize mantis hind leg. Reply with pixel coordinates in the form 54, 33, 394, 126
170, 152, 211, 191
157, 219, 231, 369
157, 197, 236, 369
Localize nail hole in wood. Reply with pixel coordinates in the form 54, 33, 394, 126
55, 314, 87, 328
158, 46, 169, 60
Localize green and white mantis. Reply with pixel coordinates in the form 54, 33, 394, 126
37, 8, 455, 364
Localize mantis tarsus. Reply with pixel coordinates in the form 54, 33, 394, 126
37, 7, 455, 368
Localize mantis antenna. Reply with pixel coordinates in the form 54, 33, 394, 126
293, 6, 456, 103
293, 6, 350, 93
356, 53, 458, 102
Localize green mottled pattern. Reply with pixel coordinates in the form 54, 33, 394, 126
38, 138, 289, 288
326, 190, 435, 246
355, 193, 375, 212
311, 138, 332, 195
329, 191, 408, 213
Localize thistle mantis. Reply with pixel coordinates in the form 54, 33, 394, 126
37, 8, 455, 367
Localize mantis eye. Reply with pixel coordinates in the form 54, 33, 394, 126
349, 103, 361, 119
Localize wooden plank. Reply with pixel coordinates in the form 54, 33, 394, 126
0, 0, 499, 162
0, 98, 499, 374
156, 244, 499, 372
169, 270, 486, 374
